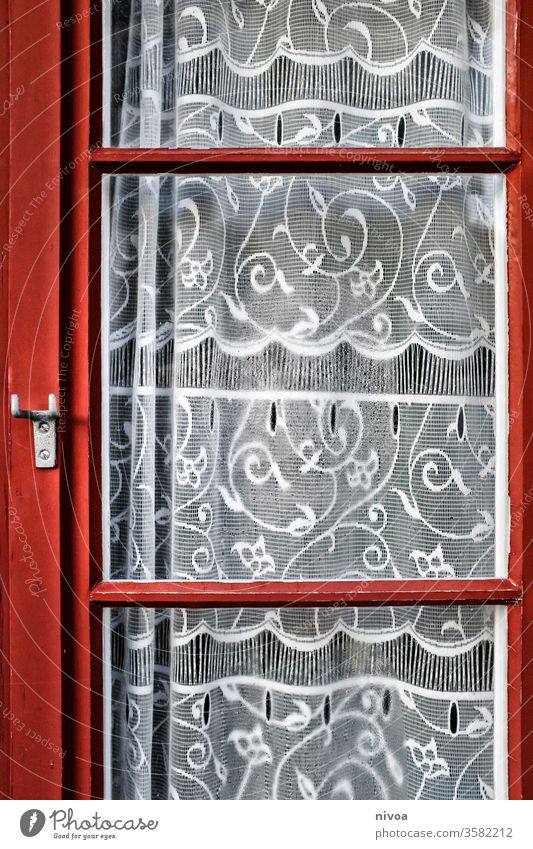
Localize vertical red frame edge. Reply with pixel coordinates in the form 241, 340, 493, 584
0, 0, 11, 799
59, 0, 93, 799
82, 0, 531, 804
506, 159, 524, 800
516, 0, 533, 802
88, 0, 105, 802
87, 161, 104, 801
5, 0, 63, 799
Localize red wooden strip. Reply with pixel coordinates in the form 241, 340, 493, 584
506, 0, 521, 147
0, 0, 10, 799
7, 0, 63, 799
90, 146, 520, 174
87, 0, 106, 799
59, 0, 93, 801
87, 162, 104, 803
507, 169, 525, 592
508, 603, 523, 800
89, 579, 521, 608
88, 1, 106, 802
515, 0, 533, 802
84, 0, 528, 803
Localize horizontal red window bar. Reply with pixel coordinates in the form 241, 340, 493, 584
90, 146, 520, 174
90, 579, 521, 608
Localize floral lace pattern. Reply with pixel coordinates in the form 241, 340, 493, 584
108, 174, 496, 364
108, 394, 496, 580
108, 0, 498, 148
105, 173, 501, 581
104, 3, 505, 805
108, 606, 496, 800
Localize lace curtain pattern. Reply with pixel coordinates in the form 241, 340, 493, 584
106, 173, 499, 582
109, 605, 496, 800
107, 0, 497, 148
104, 1, 504, 803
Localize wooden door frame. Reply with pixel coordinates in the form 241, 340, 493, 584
2, 0, 533, 800
2, 0, 63, 799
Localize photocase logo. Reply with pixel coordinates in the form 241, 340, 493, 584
20, 810, 46, 837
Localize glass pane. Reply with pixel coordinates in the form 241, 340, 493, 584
103, 173, 507, 581
104, 0, 503, 148
106, 605, 501, 799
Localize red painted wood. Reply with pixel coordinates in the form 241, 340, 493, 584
507, 165, 525, 593
516, 0, 533, 802
89, 579, 521, 608
506, 0, 521, 149
6, 0, 63, 799
89, 605, 104, 801
59, 0, 93, 801
505, 145, 526, 801
507, 603, 523, 799
90, 146, 520, 174
82, 0, 527, 802
1, 0, 522, 801
0, 0, 523, 804
0, 0, 11, 800
87, 1, 106, 799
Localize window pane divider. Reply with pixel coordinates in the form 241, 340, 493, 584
89, 578, 521, 607
90, 146, 520, 174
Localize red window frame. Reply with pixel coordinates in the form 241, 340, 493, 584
1, 0, 532, 801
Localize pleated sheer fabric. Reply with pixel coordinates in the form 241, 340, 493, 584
107, 0, 497, 148
109, 605, 496, 800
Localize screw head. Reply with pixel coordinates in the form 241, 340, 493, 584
39, 449, 50, 461
38, 421, 50, 433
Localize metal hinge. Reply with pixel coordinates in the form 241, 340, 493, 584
10, 394, 59, 468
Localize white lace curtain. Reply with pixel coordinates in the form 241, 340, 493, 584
109, 605, 496, 799
108, 0, 496, 148
104, 0, 502, 801
107, 172, 498, 583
